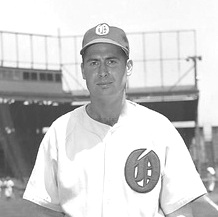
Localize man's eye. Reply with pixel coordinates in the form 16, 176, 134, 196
107, 59, 117, 65
90, 61, 98, 66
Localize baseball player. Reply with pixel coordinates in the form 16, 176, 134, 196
23, 23, 207, 217
207, 167, 216, 192
4, 177, 14, 199
0, 178, 3, 197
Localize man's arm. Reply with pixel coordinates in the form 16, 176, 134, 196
22, 200, 64, 217
166, 203, 193, 217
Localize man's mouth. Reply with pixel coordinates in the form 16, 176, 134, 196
97, 81, 113, 86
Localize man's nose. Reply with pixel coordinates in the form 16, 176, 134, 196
98, 62, 108, 77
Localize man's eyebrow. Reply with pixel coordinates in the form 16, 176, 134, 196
85, 58, 99, 62
85, 56, 120, 62
105, 56, 120, 60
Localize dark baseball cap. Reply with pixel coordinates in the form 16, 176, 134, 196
80, 23, 129, 58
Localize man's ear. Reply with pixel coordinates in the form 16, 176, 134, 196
81, 63, 86, 79
126, 59, 133, 76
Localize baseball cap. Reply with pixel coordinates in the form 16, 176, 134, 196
80, 23, 129, 58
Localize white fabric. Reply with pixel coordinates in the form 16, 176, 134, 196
23, 100, 206, 216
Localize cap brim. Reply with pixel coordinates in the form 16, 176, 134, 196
80, 38, 129, 57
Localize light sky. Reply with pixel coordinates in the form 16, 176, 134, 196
1, 0, 218, 126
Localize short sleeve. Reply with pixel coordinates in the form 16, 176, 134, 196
23, 125, 62, 212
159, 121, 207, 215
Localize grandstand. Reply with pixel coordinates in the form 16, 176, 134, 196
0, 29, 202, 180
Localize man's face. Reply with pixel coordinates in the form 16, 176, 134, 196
81, 43, 132, 99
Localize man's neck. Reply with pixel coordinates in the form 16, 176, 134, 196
87, 96, 126, 126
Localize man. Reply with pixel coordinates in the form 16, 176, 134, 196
23, 23, 207, 217
0, 178, 3, 197
207, 167, 216, 193
4, 177, 14, 199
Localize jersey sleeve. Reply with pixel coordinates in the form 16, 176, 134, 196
159, 120, 207, 215
23, 125, 63, 212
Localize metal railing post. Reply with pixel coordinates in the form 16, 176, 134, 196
0, 32, 4, 67
15, 33, 19, 68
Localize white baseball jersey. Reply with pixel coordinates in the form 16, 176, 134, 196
23, 100, 206, 216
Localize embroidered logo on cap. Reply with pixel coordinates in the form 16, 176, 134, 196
124, 148, 160, 193
95, 23, 110, 35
